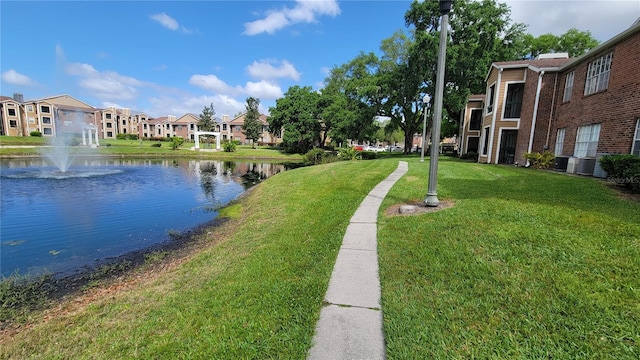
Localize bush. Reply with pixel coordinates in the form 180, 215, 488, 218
116, 134, 127, 140
127, 134, 139, 140
170, 137, 184, 150
524, 151, 555, 169
599, 154, 640, 192
223, 140, 237, 152
337, 147, 361, 161
30, 131, 42, 137
359, 151, 378, 160
151, 142, 162, 148
460, 152, 478, 161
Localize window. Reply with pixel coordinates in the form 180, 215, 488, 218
106, 113, 112, 119
481, 127, 490, 156
563, 71, 574, 102
584, 52, 613, 95
40, 105, 50, 113
223, 124, 227, 131
190, 124, 194, 130
469, 109, 482, 130
28, 117, 35, 124
555, 128, 566, 156
503, 83, 524, 119
106, 123, 112, 128
574, 123, 601, 157
9, 120, 17, 127
122, 120, 126, 125
107, 131, 113, 138
43, 128, 52, 135
26, 105, 34, 112
633, 119, 640, 156
42, 117, 51, 124
143, 124, 147, 129
8, 108, 16, 116
486, 84, 495, 114
123, 128, 127, 134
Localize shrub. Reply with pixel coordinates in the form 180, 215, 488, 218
170, 137, 184, 150
599, 154, 640, 192
116, 134, 127, 140
127, 134, 139, 140
524, 151, 555, 169
151, 142, 162, 148
337, 147, 361, 161
460, 152, 478, 161
223, 140, 237, 152
303, 148, 327, 165
30, 131, 42, 137
360, 151, 378, 160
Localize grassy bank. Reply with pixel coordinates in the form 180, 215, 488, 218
1, 158, 638, 358
0, 136, 303, 161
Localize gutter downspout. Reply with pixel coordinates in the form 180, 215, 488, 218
487, 68, 502, 164
545, 73, 559, 150
527, 70, 545, 166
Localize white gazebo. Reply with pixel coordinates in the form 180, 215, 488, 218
194, 131, 221, 150
81, 124, 100, 147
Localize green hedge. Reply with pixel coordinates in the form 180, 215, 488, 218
599, 154, 640, 193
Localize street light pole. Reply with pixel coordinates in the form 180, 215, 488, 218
425, 0, 452, 207
420, 94, 431, 162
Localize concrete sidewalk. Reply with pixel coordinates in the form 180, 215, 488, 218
308, 161, 409, 360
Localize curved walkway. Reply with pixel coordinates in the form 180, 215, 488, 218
308, 161, 409, 360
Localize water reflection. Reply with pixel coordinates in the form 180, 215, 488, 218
0, 158, 290, 277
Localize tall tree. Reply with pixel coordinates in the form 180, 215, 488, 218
268, 86, 321, 154
405, 0, 528, 136
242, 97, 262, 148
198, 103, 216, 131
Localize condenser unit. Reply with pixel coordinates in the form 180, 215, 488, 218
566, 157, 579, 174
577, 157, 596, 176
554, 156, 569, 172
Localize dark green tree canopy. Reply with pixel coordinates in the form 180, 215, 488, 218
268, 85, 321, 154
523, 28, 599, 59
242, 97, 262, 148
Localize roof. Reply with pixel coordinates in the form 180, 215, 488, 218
467, 94, 485, 102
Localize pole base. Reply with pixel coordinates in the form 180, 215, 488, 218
424, 193, 439, 207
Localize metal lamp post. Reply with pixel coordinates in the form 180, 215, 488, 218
425, 0, 452, 207
420, 94, 431, 162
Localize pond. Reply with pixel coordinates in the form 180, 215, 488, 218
0, 158, 289, 278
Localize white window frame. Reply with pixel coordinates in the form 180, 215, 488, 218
486, 84, 496, 114
555, 128, 566, 156
574, 123, 601, 158
632, 118, 640, 157
26, 105, 34, 112
584, 52, 613, 96
563, 71, 574, 102
481, 127, 490, 156
42, 116, 51, 124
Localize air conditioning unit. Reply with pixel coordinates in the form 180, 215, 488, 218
554, 156, 569, 172
593, 153, 612, 179
577, 157, 596, 176
566, 157, 579, 174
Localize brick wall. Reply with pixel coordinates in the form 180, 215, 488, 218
552, 31, 640, 156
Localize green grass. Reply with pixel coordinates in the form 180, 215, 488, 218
0, 159, 396, 359
1, 157, 638, 359
379, 158, 640, 359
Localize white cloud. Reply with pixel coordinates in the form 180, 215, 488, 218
244, 0, 341, 35
189, 74, 241, 95
503, 0, 640, 41
147, 94, 246, 119
246, 59, 301, 81
150, 12, 179, 30
1, 69, 35, 86
244, 80, 283, 99
150, 12, 192, 33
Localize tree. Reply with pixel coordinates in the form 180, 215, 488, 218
524, 28, 599, 59
198, 103, 216, 131
268, 86, 321, 154
242, 97, 262, 148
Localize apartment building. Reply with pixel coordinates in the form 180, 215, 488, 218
460, 19, 639, 174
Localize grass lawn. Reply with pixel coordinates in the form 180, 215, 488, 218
379, 158, 640, 359
1, 157, 638, 358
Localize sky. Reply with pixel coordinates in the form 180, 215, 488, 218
1, 0, 639, 119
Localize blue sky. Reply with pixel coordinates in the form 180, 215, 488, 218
1, 1, 639, 119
